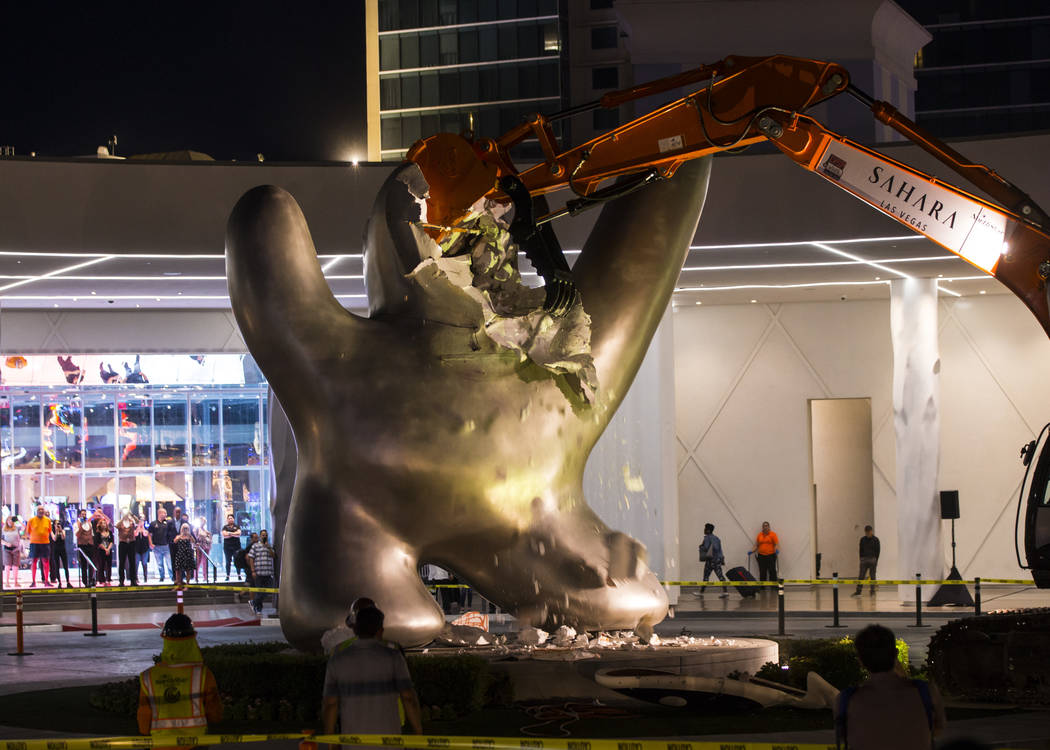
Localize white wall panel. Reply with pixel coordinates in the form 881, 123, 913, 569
674, 295, 1050, 582
689, 312, 826, 578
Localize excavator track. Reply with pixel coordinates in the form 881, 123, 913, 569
927, 608, 1050, 704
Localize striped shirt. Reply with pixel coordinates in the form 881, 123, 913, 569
246, 542, 275, 577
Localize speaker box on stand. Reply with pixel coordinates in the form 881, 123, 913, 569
929, 490, 974, 606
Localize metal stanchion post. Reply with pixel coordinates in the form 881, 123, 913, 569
7, 591, 32, 656
84, 591, 107, 637
826, 572, 845, 628
777, 579, 786, 635
908, 573, 927, 628
974, 576, 981, 616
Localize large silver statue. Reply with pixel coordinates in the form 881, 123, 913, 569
225, 158, 711, 650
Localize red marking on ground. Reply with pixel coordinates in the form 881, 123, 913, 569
60, 617, 258, 631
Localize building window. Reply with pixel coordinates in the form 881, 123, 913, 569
420, 32, 440, 66
381, 117, 402, 150
592, 66, 618, 90
380, 36, 400, 72
400, 33, 420, 68
439, 31, 458, 65
591, 26, 618, 50
543, 22, 560, 53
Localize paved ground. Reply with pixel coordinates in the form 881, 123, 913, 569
0, 586, 1047, 748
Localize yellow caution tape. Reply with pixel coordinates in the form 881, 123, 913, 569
311, 734, 839, 750
663, 578, 1033, 586
0, 584, 280, 597
3, 576, 1032, 597
0, 734, 843, 750
0, 732, 1028, 750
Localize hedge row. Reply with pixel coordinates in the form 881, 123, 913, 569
755, 636, 912, 690
90, 642, 509, 723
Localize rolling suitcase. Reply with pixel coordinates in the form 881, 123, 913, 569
726, 565, 758, 597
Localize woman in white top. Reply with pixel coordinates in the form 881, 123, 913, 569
3, 516, 23, 588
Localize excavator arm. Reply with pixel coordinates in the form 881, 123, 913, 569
758, 108, 1050, 338
406, 53, 1050, 336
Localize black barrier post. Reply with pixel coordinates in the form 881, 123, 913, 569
84, 591, 107, 637
7, 591, 32, 656
907, 573, 927, 628
826, 572, 846, 628
777, 579, 786, 635
974, 576, 981, 616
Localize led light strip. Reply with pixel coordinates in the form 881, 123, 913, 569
681, 255, 956, 272
0, 274, 368, 282
675, 279, 892, 292
689, 235, 924, 250
0, 256, 115, 292
811, 242, 911, 280
0, 294, 370, 301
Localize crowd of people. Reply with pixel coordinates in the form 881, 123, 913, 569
1, 504, 273, 592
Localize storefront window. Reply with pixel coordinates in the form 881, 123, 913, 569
42, 472, 83, 519
154, 471, 190, 523
11, 400, 42, 469
84, 397, 116, 469
0, 379, 271, 538
44, 398, 82, 469
119, 396, 153, 468
154, 397, 187, 467
223, 397, 261, 466
191, 397, 221, 466
233, 469, 270, 536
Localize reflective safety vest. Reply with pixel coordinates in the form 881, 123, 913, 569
140, 663, 208, 736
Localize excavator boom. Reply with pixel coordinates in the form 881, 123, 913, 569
406, 52, 1050, 338
759, 110, 1050, 338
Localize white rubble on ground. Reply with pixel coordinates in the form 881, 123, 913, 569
551, 625, 577, 646
517, 626, 549, 646
425, 628, 743, 657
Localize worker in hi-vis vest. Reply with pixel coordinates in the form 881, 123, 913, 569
138, 614, 222, 748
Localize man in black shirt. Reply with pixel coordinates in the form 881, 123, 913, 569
220, 514, 242, 581
853, 525, 880, 596
147, 508, 177, 583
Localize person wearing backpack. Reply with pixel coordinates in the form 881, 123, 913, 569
835, 624, 945, 750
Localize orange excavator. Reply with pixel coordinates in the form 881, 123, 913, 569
405, 55, 1050, 609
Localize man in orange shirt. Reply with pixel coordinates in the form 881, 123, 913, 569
24, 505, 53, 587
752, 521, 779, 582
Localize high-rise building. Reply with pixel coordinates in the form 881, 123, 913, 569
368, 0, 566, 162
897, 0, 1050, 137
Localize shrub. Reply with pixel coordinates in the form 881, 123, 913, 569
91, 642, 500, 724
88, 677, 140, 715
755, 637, 910, 690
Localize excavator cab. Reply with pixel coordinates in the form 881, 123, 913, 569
1019, 426, 1050, 587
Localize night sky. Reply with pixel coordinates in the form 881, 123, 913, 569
2, 1, 367, 162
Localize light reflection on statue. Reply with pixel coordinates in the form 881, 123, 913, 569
225, 158, 712, 649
